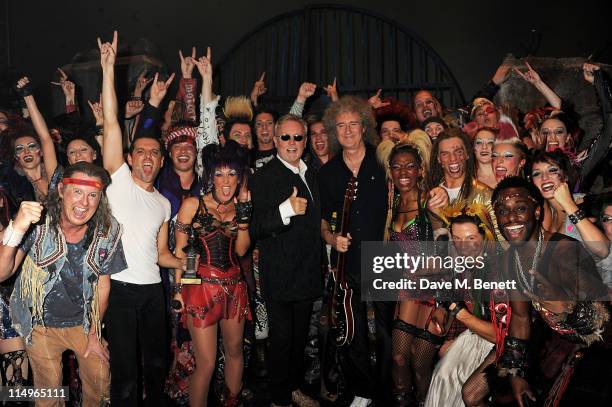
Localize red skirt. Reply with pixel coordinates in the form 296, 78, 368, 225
181, 265, 251, 328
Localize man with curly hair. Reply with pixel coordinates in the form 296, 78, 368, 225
319, 96, 391, 407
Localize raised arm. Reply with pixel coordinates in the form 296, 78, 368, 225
134, 72, 175, 137
195, 47, 213, 105
553, 183, 609, 258
250, 72, 267, 107
16, 77, 58, 178
51, 68, 77, 113
234, 183, 252, 256
87, 94, 105, 150
514, 61, 562, 109
195, 47, 219, 174
178, 47, 198, 121
289, 82, 317, 117
0, 201, 42, 281
100, 31, 124, 175
325, 77, 339, 102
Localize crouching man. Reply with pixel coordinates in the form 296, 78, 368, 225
0, 162, 126, 406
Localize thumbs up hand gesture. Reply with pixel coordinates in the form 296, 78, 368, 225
288, 186, 308, 215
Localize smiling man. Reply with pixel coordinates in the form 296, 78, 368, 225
427, 129, 500, 239
492, 176, 609, 407
99, 31, 184, 406
319, 96, 391, 407
250, 114, 323, 407
157, 124, 202, 221
412, 90, 443, 125
0, 162, 126, 406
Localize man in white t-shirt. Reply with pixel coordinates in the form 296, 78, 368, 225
99, 31, 184, 407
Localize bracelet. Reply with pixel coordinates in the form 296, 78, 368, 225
95, 125, 104, 136
1, 221, 26, 247
235, 201, 253, 224
172, 283, 183, 294
130, 95, 143, 102
568, 208, 586, 225
238, 224, 249, 231
498, 336, 529, 378
175, 221, 191, 234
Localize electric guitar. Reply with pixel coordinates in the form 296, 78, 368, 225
330, 176, 357, 346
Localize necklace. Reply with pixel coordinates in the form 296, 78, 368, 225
212, 190, 233, 215
514, 227, 543, 292
343, 150, 365, 176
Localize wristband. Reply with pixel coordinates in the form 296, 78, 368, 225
172, 283, 183, 294
568, 208, 586, 225
449, 301, 466, 318
15, 81, 33, 98
95, 125, 104, 136
2, 221, 25, 247
235, 201, 253, 224
498, 336, 529, 378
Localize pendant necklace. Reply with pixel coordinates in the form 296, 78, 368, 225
514, 227, 543, 293
213, 190, 233, 215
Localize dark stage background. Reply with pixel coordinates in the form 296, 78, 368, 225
0, 0, 610, 113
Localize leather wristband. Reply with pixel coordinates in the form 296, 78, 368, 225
235, 201, 253, 224
449, 301, 466, 318
15, 81, 33, 98
568, 208, 586, 225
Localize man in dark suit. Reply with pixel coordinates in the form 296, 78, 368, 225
250, 114, 323, 407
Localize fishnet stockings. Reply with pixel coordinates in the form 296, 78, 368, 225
461, 349, 496, 407
410, 335, 441, 404
392, 323, 415, 396
1, 350, 28, 386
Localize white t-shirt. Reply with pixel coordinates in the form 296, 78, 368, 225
107, 163, 171, 284
442, 185, 462, 202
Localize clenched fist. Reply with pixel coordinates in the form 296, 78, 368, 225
14, 201, 44, 233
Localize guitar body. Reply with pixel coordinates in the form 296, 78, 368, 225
329, 177, 358, 347
330, 269, 355, 346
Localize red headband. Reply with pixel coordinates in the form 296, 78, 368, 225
62, 177, 103, 191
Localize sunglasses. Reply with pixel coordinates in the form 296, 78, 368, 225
601, 215, 612, 224
15, 142, 40, 155
278, 134, 304, 142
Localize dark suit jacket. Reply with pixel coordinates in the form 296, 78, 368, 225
249, 157, 323, 301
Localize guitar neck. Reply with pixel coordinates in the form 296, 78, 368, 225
336, 176, 356, 284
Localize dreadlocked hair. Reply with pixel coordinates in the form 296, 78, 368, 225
427, 128, 476, 199
46, 162, 113, 250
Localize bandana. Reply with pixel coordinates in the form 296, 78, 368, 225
165, 126, 197, 149
62, 177, 103, 191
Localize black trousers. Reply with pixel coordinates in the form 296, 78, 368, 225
266, 298, 314, 405
339, 293, 394, 401
105, 280, 169, 407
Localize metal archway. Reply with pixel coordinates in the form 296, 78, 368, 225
215, 4, 465, 112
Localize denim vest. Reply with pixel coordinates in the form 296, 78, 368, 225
10, 216, 122, 344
